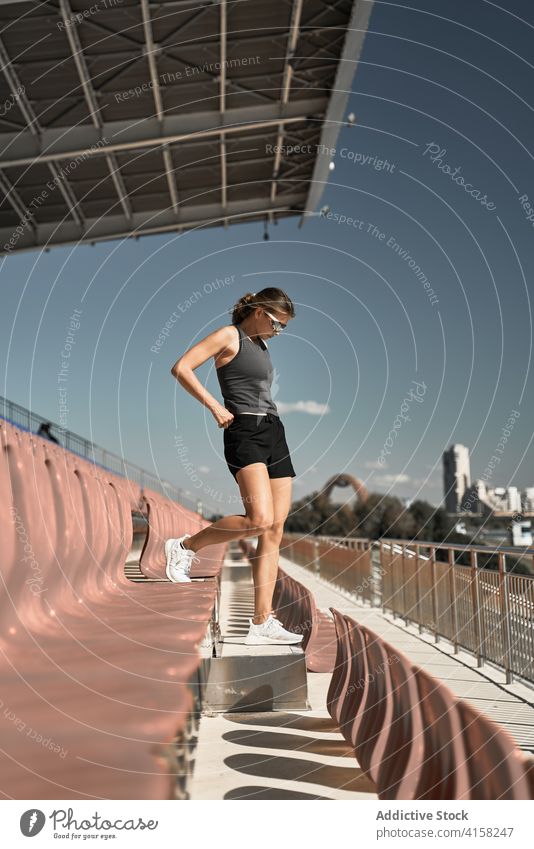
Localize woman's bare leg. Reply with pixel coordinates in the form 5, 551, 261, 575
181, 463, 273, 552
248, 476, 293, 624
180, 465, 293, 626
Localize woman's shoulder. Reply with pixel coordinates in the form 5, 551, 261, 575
220, 323, 241, 341
209, 323, 240, 342
213, 324, 242, 370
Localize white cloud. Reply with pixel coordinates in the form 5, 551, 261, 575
365, 459, 387, 470
372, 473, 441, 495
374, 473, 411, 486
276, 400, 330, 415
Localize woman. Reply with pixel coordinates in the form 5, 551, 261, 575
166, 287, 303, 646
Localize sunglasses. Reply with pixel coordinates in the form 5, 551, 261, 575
263, 309, 287, 332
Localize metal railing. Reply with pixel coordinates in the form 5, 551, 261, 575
379, 539, 534, 685
282, 532, 375, 604
0, 394, 202, 515
282, 532, 534, 686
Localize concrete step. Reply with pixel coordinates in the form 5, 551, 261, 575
203, 557, 308, 712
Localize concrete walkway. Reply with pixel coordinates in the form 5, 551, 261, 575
189, 550, 534, 800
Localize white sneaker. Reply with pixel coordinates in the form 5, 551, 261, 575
244, 614, 304, 646
164, 535, 200, 582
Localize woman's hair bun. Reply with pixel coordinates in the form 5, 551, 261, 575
230, 287, 294, 326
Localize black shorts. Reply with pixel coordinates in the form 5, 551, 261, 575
223, 412, 296, 481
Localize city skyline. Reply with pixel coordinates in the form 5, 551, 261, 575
443, 439, 534, 516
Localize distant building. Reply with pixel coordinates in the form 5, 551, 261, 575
443, 444, 471, 513
461, 479, 491, 516
491, 486, 508, 511
507, 486, 522, 512
524, 487, 534, 513
462, 481, 528, 515
443, 443, 533, 516
511, 520, 533, 547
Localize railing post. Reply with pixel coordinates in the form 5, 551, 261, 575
470, 550, 484, 668
401, 543, 408, 625
415, 544, 423, 634
448, 548, 459, 654
352, 539, 360, 599
430, 545, 439, 643
373, 540, 382, 608
380, 540, 388, 615
499, 552, 513, 684
313, 539, 320, 576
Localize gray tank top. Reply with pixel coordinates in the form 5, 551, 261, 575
216, 323, 279, 416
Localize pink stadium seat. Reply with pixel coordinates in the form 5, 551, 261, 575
411, 663, 470, 799
271, 568, 336, 672
351, 624, 392, 783
455, 698, 531, 799
327, 608, 352, 725
139, 492, 224, 580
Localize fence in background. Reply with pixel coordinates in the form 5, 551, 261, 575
282, 533, 374, 603
282, 532, 534, 686
0, 393, 202, 515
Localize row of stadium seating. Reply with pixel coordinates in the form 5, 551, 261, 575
0, 419, 226, 799
328, 609, 534, 799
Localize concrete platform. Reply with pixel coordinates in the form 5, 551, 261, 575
202, 559, 308, 712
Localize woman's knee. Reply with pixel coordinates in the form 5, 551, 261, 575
262, 520, 285, 540
245, 512, 274, 534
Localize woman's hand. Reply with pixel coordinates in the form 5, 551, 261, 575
211, 405, 235, 429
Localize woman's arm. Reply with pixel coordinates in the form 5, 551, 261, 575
170, 326, 235, 428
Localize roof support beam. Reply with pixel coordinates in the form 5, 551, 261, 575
0, 98, 326, 168
302, 0, 350, 29
0, 170, 36, 232
39, 0, 275, 118
0, 194, 306, 255
140, 0, 180, 214
268, 0, 304, 228
0, 33, 83, 226
219, 0, 228, 227
58, 0, 132, 222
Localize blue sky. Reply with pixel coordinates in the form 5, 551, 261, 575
1, 0, 533, 514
